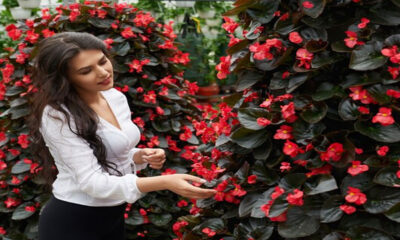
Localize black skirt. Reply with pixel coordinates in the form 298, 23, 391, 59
38, 195, 127, 240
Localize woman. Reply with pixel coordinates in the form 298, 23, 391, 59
26, 32, 216, 240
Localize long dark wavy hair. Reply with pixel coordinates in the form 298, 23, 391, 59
26, 32, 123, 193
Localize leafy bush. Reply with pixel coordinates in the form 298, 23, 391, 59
0, 1, 202, 239
176, 0, 400, 239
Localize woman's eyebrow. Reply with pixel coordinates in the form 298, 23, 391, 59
76, 54, 106, 72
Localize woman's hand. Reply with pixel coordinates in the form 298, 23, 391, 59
135, 148, 166, 169
165, 174, 217, 199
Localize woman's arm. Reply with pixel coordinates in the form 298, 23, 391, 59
137, 174, 217, 199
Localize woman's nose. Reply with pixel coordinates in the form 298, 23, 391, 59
97, 65, 109, 77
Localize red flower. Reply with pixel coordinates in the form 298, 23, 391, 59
358, 106, 370, 114
306, 164, 333, 177
162, 21, 177, 39
358, 17, 370, 29
340, 204, 356, 214
168, 51, 190, 65
5, 24, 22, 40
349, 86, 377, 104
381, 45, 400, 64
302, 1, 314, 8
344, 31, 363, 48
228, 34, 241, 47
397, 170, 400, 179
216, 55, 231, 80
345, 187, 367, 205
177, 200, 188, 207
128, 59, 150, 73
347, 161, 369, 176
355, 148, 363, 154
286, 189, 304, 206
281, 102, 298, 123
259, 94, 274, 108
42, 29, 55, 38
121, 27, 137, 38
257, 117, 271, 126
247, 175, 257, 184
320, 142, 344, 162
202, 227, 216, 237
0, 161, 6, 171
143, 90, 156, 104
0, 226, 6, 235
222, 17, 239, 33
103, 38, 113, 49
250, 39, 284, 60
4, 197, 20, 208
283, 140, 300, 158
274, 125, 293, 140
133, 12, 155, 28
271, 186, 285, 199
289, 31, 303, 44
377, 145, 389, 156
280, 162, 291, 172
387, 89, 400, 98
25, 205, 36, 212
25, 30, 40, 44
17, 134, 30, 149
296, 48, 313, 69
372, 107, 395, 126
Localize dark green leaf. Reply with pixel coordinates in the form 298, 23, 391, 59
252, 160, 279, 185
304, 174, 338, 195
230, 127, 268, 148
354, 120, 400, 143
238, 108, 270, 130
300, 0, 326, 19
239, 192, 262, 217
287, 74, 308, 93
88, 18, 114, 28
236, 69, 264, 91
278, 207, 320, 238
11, 160, 31, 174
112, 41, 130, 56
346, 226, 394, 240
320, 195, 344, 223
269, 194, 289, 218
253, 139, 272, 160
300, 101, 328, 124
245, 0, 280, 24
364, 186, 400, 214
373, 167, 400, 187
280, 173, 307, 190
338, 98, 360, 121
367, 84, 393, 105
12, 202, 35, 220
349, 41, 387, 71
384, 203, 400, 223
148, 213, 172, 227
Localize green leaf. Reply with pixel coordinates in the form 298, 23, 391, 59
253, 139, 272, 160
287, 74, 308, 93
125, 210, 144, 226
222, 92, 243, 107
239, 192, 262, 217
292, 119, 326, 143
9, 98, 27, 108
88, 18, 114, 28
269, 194, 289, 218
245, 0, 281, 24
148, 213, 172, 227
11, 202, 35, 220
252, 160, 279, 185
341, 72, 382, 89
112, 41, 130, 56
193, 218, 225, 232
280, 173, 307, 190
5, 86, 24, 97
338, 98, 360, 121
151, 119, 171, 132
312, 82, 339, 101
10, 106, 30, 120
391, 0, 400, 7
373, 167, 400, 187
304, 174, 338, 195
346, 226, 394, 240
11, 160, 31, 174
238, 108, 270, 130
236, 69, 264, 91
300, 101, 328, 124
354, 120, 400, 143
384, 203, 400, 223
349, 41, 387, 71
364, 186, 400, 214
270, 71, 289, 90
230, 127, 268, 148
278, 207, 320, 238
367, 84, 393, 105
341, 173, 373, 194
251, 188, 275, 218
320, 195, 344, 223
300, 0, 327, 19
368, 3, 400, 26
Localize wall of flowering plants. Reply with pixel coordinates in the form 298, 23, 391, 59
173, 0, 400, 239
0, 1, 206, 239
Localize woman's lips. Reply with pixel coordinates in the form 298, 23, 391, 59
98, 77, 111, 85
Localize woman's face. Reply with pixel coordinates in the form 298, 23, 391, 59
67, 49, 113, 95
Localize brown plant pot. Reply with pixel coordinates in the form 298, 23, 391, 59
197, 83, 220, 96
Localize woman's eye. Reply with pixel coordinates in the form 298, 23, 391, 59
100, 60, 107, 65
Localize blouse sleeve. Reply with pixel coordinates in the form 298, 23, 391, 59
40, 105, 145, 203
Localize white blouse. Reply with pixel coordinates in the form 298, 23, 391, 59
39, 87, 148, 207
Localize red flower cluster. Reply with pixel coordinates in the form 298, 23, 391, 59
214, 178, 247, 204
344, 31, 364, 48
372, 107, 395, 126
249, 38, 285, 61
349, 86, 377, 104
296, 48, 313, 69
222, 17, 239, 33
260, 186, 287, 222
320, 142, 344, 162
215, 55, 231, 80
381, 44, 400, 79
